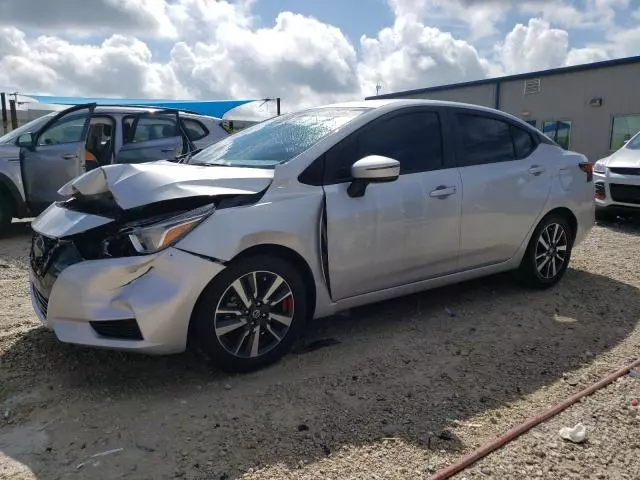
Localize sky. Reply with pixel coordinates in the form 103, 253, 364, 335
0, 0, 639, 118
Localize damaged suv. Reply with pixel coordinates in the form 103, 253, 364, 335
29, 100, 594, 372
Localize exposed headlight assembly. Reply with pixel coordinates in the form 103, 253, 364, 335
593, 160, 607, 174
126, 204, 215, 254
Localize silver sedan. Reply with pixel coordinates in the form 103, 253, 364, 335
29, 99, 595, 372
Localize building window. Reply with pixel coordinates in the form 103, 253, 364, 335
610, 114, 640, 151
543, 120, 572, 150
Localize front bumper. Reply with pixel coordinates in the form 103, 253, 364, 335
594, 170, 640, 211
30, 247, 224, 354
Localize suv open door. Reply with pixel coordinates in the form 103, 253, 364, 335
115, 109, 194, 164
19, 103, 96, 214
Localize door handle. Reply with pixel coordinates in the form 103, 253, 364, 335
429, 185, 457, 198
528, 165, 545, 176
161, 147, 175, 152
62, 154, 78, 160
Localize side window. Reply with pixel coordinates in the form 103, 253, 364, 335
182, 119, 209, 141
123, 116, 178, 144
457, 114, 514, 166
38, 114, 87, 146
324, 110, 443, 183
358, 111, 443, 175
510, 125, 535, 159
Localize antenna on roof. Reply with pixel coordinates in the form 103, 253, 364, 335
375, 80, 382, 96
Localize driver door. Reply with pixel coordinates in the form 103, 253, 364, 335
114, 110, 186, 164
323, 108, 461, 301
21, 103, 96, 213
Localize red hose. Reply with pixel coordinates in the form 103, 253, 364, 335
430, 357, 640, 480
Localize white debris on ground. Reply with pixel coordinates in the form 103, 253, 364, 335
1, 219, 640, 480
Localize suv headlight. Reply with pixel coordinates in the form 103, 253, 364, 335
127, 204, 214, 254
593, 160, 607, 174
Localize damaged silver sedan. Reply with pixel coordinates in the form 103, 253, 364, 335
29, 100, 594, 372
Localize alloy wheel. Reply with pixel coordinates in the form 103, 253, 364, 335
535, 223, 568, 280
214, 271, 295, 358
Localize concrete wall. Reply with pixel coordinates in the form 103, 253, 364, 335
499, 62, 640, 161
404, 83, 496, 108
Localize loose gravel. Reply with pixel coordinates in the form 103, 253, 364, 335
1, 218, 639, 480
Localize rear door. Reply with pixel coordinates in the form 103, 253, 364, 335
323, 107, 461, 300
114, 110, 185, 164
453, 110, 552, 270
21, 103, 96, 211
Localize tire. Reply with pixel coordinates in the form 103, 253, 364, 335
192, 255, 308, 373
0, 192, 13, 237
517, 214, 574, 289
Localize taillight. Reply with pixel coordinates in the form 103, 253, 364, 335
579, 162, 593, 182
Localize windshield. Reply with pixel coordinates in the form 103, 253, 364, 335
0, 112, 56, 145
626, 131, 640, 150
187, 107, 370, 168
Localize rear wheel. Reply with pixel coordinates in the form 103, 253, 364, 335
192, 255, 308, 372
517, 214, 573, 289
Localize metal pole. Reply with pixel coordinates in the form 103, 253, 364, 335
9, 99, 18, 130
276, 97, 281, 116
0, 93, 7, 135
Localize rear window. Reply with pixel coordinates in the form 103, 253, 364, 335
182, 119, 209, 141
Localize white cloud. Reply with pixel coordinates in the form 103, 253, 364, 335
0, 0, 638, 116
359, 15, 490, 95
387, 0, 510, 39
495, 18, 610, 74
0, 0, 176, 38
0, 4, 360, 116
520, 0, 629, 30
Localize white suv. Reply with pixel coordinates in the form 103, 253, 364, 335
593, 131, 640, 218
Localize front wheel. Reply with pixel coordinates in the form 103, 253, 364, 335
517, 214, 574, 289
192, 255, 308, 372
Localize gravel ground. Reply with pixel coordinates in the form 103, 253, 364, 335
1, 218, 639, 480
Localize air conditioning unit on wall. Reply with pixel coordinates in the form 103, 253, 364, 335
524, 78, 541, 95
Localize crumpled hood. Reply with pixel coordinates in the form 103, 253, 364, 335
600, 147, 640, 168
59, 160, 274, 210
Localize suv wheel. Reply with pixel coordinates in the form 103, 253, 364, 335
518, 214, 573, 289
192, 255, 308, 372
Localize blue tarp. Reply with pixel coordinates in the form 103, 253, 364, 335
26, 95, 256, 118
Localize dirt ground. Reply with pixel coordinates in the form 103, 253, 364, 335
1, 218, 640, 480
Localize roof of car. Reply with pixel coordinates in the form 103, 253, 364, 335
320, 98, 509, 115
91, 105, 219, 119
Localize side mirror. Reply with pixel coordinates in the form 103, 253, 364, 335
17, 132, 34, 148
347, 155, 400, 198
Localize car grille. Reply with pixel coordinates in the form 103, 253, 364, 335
32, 283, 49, 318
610, 184, 640, 205
90, 320, 144, 341
610, 167, 640, 176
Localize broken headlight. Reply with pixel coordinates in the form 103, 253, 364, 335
120, 204, 214, 255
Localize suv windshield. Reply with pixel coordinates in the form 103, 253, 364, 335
626, 131, 640, 150
0, 112, 56, 145
187, 107, 370, 168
